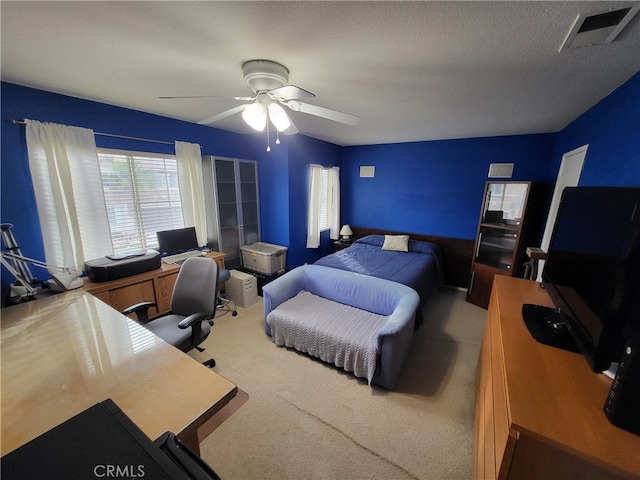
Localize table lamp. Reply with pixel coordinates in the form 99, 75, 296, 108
339, 225, 353, 241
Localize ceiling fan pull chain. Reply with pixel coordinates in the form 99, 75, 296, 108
266, 120, 271, 152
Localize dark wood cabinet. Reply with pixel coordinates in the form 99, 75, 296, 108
466, 263, 498, 308
466, 181, 546, 308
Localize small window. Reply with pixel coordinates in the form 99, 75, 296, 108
98, 149, 184, 253
319, 168, 330, 231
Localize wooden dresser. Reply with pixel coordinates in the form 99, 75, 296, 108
84, 252, 225, 319
473, 276, 640, 480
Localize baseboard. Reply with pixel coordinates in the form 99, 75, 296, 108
444, 284, 468, 292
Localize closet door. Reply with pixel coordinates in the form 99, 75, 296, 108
201, 156, 260, 270
215, 158, 241, 267
237, 160, 260, 247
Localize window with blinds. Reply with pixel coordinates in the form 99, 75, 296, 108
319, 168, 330, 231
98, 149, 184, 253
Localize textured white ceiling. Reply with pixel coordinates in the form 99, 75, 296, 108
2, 1, 639, 146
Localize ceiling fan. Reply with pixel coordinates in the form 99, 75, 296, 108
160, 60, 360, 139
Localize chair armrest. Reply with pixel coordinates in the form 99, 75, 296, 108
262, 267, 307, 336
376, 290, 420, 344
373, 289, 420, 390
122, 301, 156, 314
177, 312, 210, 329
122, 301, 156, 324
262, 267, 306, 311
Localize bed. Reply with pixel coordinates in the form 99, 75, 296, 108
314, 234, 444, 328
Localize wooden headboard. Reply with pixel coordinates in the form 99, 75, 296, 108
350, 226, 474, 289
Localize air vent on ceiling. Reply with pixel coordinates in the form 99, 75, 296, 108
559, 5, 640, 51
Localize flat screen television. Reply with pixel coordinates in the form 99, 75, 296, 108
156, 227, 199, 256
523, 186, 640, 374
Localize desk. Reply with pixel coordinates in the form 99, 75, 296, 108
1, 290, 237, 456
84, 251, 226, 318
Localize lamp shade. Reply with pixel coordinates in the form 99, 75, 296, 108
242, 102, 267, 131
339, 225, 353, 237
268, 103, 291, 132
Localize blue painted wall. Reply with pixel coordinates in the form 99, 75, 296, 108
2, 70, 638, 296
256, 142, 290, 248
549, 72, 640, 187
287, 135, 343, 266
340, 71, 639, 242
341, 134, 557, 240
0, 82, 301, 292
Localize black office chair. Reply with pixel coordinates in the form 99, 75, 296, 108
217, 268, 237, 317
123, 256, 218, 368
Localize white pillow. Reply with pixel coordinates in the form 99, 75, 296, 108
381, 235, 409, 252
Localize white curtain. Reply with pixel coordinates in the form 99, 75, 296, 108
306, 164, 323, 248
175, 141, 207, 246
25, 120, 112, 270
328, 166, 340, 240
306, 164, 341, 248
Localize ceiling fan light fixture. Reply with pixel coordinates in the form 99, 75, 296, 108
242, 60, 289, 93
187, 60, 358, 135
268, 103, 291, 132
242, 102, 267, 131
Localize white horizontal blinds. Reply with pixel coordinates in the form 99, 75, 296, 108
320, 167, 340, 237
98, 149, 184, 253
307, 165, 341, 248
327, 166, 340, 239
319, 168, 330, 230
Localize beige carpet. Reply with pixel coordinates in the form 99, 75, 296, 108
189, 287, 486, 480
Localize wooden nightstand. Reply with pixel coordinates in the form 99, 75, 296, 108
333, 240, 354, 252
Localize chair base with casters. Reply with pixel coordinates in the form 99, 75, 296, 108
122, 256, 220, 368
217, 268, 238, 317
195, 346, 216, 368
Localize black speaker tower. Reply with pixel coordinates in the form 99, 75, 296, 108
604, 335, 640, 435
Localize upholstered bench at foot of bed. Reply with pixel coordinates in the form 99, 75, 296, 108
262, 264, 421, 390
267, 290, 390, 384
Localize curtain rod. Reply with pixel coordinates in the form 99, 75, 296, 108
12, 119, 178, 147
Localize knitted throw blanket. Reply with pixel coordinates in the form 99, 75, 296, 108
267, 291, 390, 383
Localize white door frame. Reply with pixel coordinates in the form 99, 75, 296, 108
536, 144, 587, 281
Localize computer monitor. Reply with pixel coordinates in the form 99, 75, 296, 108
156, 227, 199, 256
524, 187, 640, 374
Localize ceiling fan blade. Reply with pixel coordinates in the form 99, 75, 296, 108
160, 95, 218, 99
268, 85, 315, 101
283, 100, 360, 126
159, 95, 255, 101
198, 104, 248, 125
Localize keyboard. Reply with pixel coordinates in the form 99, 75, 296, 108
162, 250, 206, 264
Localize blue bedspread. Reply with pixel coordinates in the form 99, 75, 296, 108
314, 235, 444, 326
